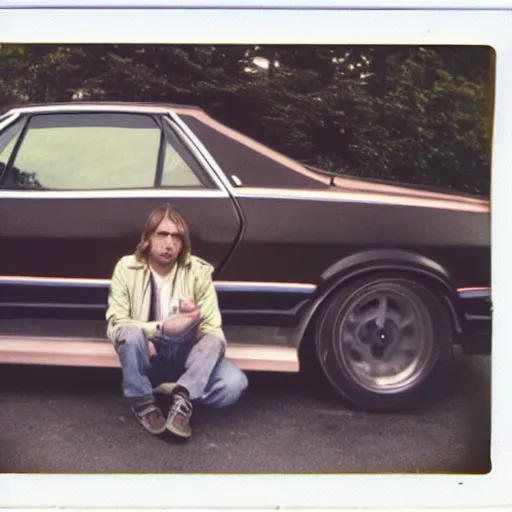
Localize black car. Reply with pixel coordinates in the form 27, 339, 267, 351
0, 102, 491, 411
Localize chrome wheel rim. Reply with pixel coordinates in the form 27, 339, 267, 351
336, 287, 433, 394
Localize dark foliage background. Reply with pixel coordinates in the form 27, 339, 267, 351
0, 44, 493, 197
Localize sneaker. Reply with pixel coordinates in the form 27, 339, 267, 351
166, 389, 193, 439
131, 399, 167, 435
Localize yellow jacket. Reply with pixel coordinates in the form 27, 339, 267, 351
105, 251, 225, 345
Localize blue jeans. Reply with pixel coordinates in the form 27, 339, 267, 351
115, 325, 248, 407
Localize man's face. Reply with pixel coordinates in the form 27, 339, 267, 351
148, 217, 183, 269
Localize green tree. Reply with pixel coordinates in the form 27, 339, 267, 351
0, 43, 491, 197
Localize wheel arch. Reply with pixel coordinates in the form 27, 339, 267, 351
296, 249, 464, 353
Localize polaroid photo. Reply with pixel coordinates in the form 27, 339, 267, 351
0, 1, 510, 512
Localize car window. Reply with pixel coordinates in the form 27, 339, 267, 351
160, 121, 211, 188
0, 118, 25, 177
161, 140, 203, 187
4, 112, 162, 190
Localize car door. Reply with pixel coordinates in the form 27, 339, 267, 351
0, 107, 241, 327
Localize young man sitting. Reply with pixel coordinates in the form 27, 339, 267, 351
106, 203, 248, 439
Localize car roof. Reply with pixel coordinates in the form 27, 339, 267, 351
2, 101, 203, 116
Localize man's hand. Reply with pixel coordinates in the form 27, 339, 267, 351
148, 341, 157, 357
162, 309, 200, 335
179, 299, 200, 314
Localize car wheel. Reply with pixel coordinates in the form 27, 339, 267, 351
315, 274, 453, 411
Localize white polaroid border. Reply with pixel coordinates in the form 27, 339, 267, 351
0, 1, 510, 511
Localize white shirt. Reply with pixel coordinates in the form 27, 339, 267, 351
150, 267, 179, 321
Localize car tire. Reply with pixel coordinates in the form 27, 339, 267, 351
315, 273, 454, 411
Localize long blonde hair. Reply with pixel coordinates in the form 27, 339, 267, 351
135, 203, 192, 265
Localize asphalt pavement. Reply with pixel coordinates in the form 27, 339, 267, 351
0, 352, 490, 474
